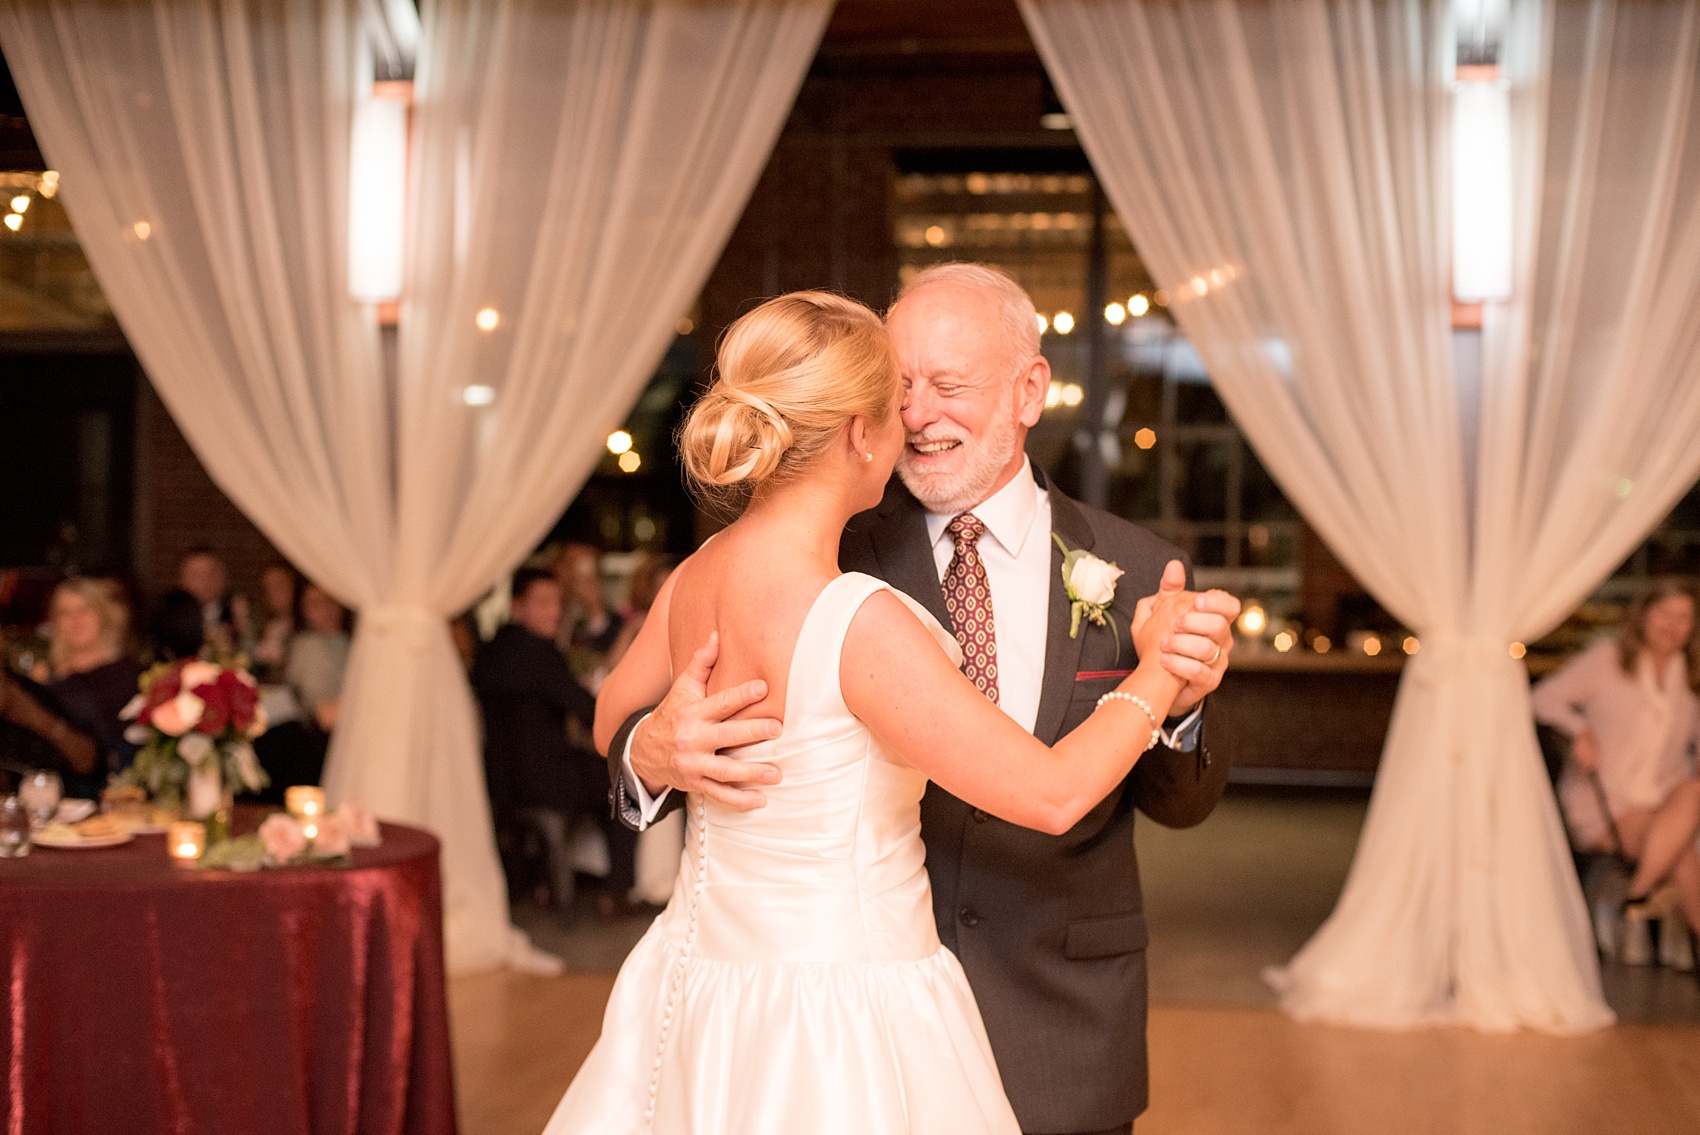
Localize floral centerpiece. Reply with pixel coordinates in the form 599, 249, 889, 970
121, 658, 269, 834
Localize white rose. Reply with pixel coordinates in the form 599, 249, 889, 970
179, 661, 221, 690
176, 731, 214, 766
1067, 554, 1124, 607
119, 693, 147, 721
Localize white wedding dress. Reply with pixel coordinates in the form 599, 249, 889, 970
542, 573, 1021, 1134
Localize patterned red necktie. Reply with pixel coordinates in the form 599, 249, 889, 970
943, 513, 999, 703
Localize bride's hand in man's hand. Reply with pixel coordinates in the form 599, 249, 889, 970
629, 633, 783, 810
1131, 561, 1240, 713
1130, 562, 1197, 680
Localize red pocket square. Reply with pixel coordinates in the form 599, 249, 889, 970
1076, 669, 1134, 681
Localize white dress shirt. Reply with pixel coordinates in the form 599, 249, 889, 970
622, 458, 1201, 826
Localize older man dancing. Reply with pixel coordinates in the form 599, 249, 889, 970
611, 264, 1238, 1135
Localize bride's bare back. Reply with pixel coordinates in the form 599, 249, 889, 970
665, 530, 839, 727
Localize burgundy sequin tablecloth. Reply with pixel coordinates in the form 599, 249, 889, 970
0, 816, 457, 1135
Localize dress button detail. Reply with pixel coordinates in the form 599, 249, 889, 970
971, 809, 988, 823
958, 906, 981, 928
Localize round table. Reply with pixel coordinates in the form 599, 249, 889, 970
0, 814, 457, 1135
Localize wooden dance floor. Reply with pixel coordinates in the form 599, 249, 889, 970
450, 969, 1700, 1135
451, 789, 1700, 1134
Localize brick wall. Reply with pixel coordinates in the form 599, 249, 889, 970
133, 381, 283, 607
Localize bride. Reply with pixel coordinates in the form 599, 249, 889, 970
542, 291, 1193, 1134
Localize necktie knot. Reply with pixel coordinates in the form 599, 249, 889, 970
947, 512, 987, 555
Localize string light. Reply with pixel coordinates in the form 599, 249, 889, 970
606, 430, 633, 455
1312, 634, 1332, 653
3, 214, 20, 232
1128, 294, 1150, 317
1104, 302, 1126, 325
1036, 313, 1049, 335
38, 171, 59, 199
1237, 605, 1267, 636
1509, 641, 1527, 659
617, 451, 642, 473
1273, 631, 1295, 653
475, 307, 500, 331
1403, 636, 1421, 655
1133, 428, 1156, 450
132, 221, 152, 240
1059, 383, 1084, 407
10, 196, 29, 214
1053, 311, 1075, 335
460, 385, 496, 406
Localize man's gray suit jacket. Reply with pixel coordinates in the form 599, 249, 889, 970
608, 468, 1229, 1134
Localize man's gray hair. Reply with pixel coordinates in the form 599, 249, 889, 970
898, 262, 1041, 363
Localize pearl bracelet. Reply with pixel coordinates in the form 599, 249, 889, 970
1097, 690, 1161, 752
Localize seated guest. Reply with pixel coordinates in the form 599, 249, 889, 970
0, 578, 142, 796
285, 582, 351, 733
606, 552, 678, 670
177, 547, 247, 657
474, 566, 638, 914
149, 588, 207, 662
554, 542, 623, 686
250, 562, 299, 681
1533, 579, 1700, 963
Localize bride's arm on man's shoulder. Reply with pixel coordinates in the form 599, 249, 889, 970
594, 570, 682, 754
841, 589, 1192, 836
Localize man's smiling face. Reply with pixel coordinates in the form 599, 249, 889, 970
886, 281, 1047, 515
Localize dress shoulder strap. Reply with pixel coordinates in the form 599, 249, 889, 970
787, 573, 964, 715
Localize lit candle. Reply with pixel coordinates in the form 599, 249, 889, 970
302, 818, 320, 841
169, 821, 207, 864
285, 786, 326, 820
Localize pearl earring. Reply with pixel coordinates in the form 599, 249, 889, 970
864, 452, 873, 462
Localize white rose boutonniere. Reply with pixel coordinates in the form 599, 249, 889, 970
1053, 534, 1125, 658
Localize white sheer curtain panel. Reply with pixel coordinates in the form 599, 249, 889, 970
0, 0, 830, 972
1024, 0, 1700, 1030
331, 0, 833, 971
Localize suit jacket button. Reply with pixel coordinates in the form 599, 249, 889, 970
971, 809, 988, 823
958, 906, 981, 928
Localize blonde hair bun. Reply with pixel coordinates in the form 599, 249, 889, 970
681, 291, 897, 499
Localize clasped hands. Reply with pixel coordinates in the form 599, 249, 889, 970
629, 560, 1240, 809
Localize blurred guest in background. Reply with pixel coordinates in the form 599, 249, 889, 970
606, 552, 678, 670
1533, 578, 1700, 959
178, 547, 247, 657
0, 578, 141, 796
251, 562, 299, 681
475, 566, 638, 914
286, 582, 351, 734
149, 588, 206, 662
555, 542, 623, 685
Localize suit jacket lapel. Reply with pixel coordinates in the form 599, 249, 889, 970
1033, 485, 1095, 744
864, 480, 953, 631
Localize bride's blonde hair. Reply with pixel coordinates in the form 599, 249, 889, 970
680, 291, 898, 505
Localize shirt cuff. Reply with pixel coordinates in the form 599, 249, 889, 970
620, 718, 672, 830
1158, 703, 1204, 753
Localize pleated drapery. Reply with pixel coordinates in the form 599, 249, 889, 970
1022, 0, 1700, 1030
0, 0, 831, 971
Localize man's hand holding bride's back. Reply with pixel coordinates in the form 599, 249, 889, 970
630, 633, 784, 810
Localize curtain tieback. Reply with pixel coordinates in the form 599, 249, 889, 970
361, 605, 443, 653
1411, 633, 1515, 686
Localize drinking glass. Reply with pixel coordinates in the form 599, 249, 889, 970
0, 796, 30, 857
18, 769, 63, 829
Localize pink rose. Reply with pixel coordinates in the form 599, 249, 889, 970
335, 800, 381, 848
312, 814, 351, 857
258, 813, 307, 863
152, 690, 205, 737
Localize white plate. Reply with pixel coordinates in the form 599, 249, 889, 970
33, 826, 135, 849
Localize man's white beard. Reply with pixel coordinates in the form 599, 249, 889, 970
896, 409, 1023, 516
